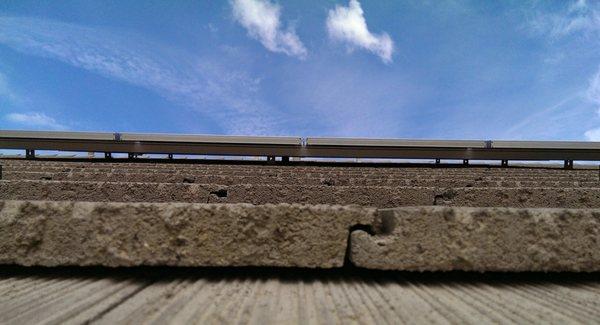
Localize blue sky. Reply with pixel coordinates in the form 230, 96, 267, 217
1, 0, 600, 140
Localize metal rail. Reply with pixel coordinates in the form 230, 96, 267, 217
1, 130, 600, 167
0, 130, 302, 158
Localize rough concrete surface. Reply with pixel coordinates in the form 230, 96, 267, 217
0, 200, 374, 268
3, 200, 600, 271
3, 160, 597, 185
2, 158, 596, 174
2, 267, 600, 324
5, 170, 600, 188
3, 157, 600, 323
352, 206, 600, 271
3, 180, 600, 208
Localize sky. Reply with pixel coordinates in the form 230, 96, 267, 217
1, 0, 600, 141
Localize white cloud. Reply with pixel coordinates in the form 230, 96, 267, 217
326, 0, 394, 63
5, 112, 66, 130
0, 16, 283, 135
231, 0, 307, 59
585, 127, 600, 140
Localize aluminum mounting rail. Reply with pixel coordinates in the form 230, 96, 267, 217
305, 137, 600, 160
304, 137, 487, 159
1, 130, 600, 161
0, 130, 302, 157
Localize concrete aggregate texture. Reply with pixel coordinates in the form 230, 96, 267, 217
3, 180, 600, 208
0, 159, 600, 208
0, 200, 374, 268
4, 170, 600, 187
352, 206, 600, 271
2, 200, 600, 272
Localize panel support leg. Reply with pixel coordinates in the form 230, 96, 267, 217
168, 154, 173, 160
564, 160, 573, 169
267, 156, 276, 164
435, 158, 441, 165
501, 160, 508, 167
281, 156, 290, 163
26, 149, 35, 159
128, 153, 136, 160
105, 152, 112, 159
463, 159, 469, 166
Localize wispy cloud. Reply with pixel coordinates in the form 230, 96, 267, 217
587, 68, 600, 110
504, 94, 584, 140
0, 72, 18, 103
0, 16, 283, 135
524, 1, 600, 141
326, 0, 394, 63
5, 112, 66, 130
529, 0, 600, 39
584, 68, 600, 140
231, 0, 307, 59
